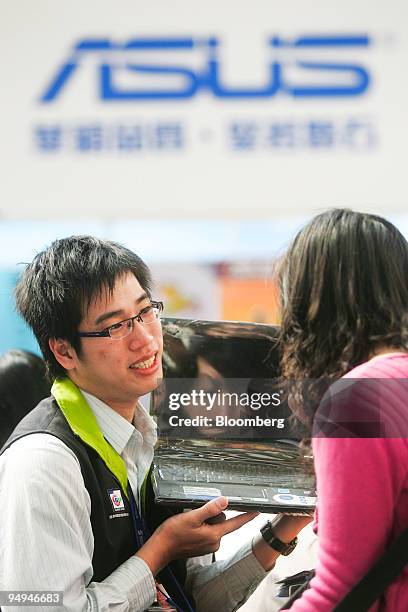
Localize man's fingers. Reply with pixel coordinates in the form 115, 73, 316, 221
219, 511, 259, 535
193, 496, 228, 523
205, 512, 227, 525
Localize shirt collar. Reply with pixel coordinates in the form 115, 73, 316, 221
80, 390, 157, 456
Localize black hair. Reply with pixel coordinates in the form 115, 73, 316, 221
0, 350, 50, 447
15, 236, 152, 380
278, 208, 408, 424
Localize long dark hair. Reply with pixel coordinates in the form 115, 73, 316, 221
278, 209, 408, 425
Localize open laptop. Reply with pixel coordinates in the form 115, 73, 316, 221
150, 318, 316, 514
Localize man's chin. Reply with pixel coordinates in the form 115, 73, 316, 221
133, 370, 163, 397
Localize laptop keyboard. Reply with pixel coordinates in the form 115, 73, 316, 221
155, 459, 309, 489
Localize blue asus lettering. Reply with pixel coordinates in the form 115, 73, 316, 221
40, 35, 371, 102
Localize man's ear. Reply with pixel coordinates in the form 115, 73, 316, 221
49, 338, 77, 371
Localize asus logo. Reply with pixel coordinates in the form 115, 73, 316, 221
40, 35, 371, 103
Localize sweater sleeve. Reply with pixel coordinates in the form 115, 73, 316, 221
290, 435, 407, 611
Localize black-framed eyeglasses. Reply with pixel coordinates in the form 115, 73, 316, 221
78, 301, 164, 341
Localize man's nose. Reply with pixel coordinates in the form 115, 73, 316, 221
128, 321, 155, 348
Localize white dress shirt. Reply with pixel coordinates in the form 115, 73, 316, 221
0, 390, 266, 612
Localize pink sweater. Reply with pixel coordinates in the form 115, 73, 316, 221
291, 353, 408, 611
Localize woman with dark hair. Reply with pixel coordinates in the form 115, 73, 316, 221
275, 209, 408, 610
0, 349, 51, 447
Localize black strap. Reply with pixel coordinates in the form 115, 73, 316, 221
334, 525, 408, 611
127, 484, 194, 612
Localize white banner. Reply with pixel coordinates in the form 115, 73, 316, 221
0, 0, 407, 219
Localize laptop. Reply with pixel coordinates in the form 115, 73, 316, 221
150, 318, 316, 514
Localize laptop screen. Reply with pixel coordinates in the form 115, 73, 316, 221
152, 318, 292, 440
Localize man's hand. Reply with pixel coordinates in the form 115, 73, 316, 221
136, 497, 259, 575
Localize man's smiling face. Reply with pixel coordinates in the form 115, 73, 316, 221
64, 272, 163, 417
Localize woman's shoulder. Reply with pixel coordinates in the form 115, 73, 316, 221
313, 352, 408, 441
344, 352, 408, 379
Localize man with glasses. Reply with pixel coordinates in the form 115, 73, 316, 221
0, 236, 307, 612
